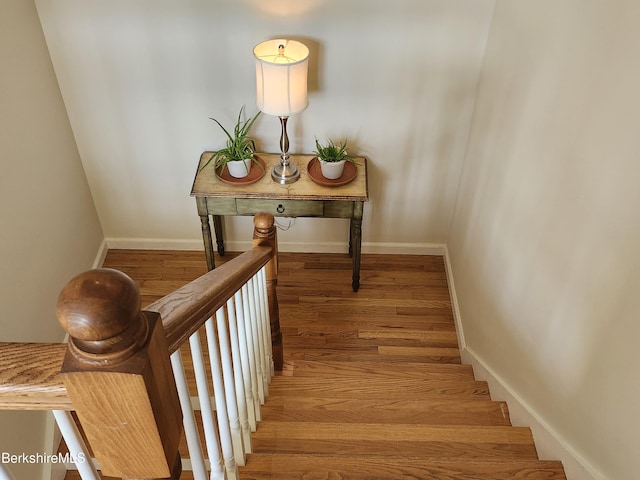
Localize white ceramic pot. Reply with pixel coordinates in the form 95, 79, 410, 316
319, 159, 346, 180
226, 158, 252, 178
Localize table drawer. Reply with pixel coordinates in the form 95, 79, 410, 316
236, 199, 324, 217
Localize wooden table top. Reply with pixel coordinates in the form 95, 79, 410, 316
191, 152, 369, 202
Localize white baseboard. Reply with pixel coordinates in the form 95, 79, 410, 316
105, 238, 204, 251
362, 241, 445, 256
442, 248, 602, 480
92, 239, 109, 268
104, 238, 447, 256
462, 347, 603, 480
442, 246, 467, 351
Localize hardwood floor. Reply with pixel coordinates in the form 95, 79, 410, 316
64, 249, 566, 479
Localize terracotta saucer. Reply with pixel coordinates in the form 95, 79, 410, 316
307, 157, 358, 187
215, 155, 266, 186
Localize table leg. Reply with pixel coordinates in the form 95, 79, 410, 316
351, 202, 364, 292
212, 215, 225, 257
348, 218, 354, 258
200, 214, 215, 271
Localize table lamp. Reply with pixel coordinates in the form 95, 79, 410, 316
254, 39, 309, 184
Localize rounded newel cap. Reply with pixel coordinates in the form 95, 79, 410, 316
57, 269, 147, 363
254, 212, 275, 231
57, 269, 140, 340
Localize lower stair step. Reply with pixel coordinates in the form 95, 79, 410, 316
268, 376, 489, 399
252, 422, 538, 459
281, 359, 475, 378
240, 454, 567, 480
285, 347, 462, 364
261, 396, 512, 426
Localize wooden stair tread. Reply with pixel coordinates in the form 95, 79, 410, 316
267, 376, 487, 398
359, 328, 459, 341
261, 396, 512, 426
280, 359, 474, 377
241, 454, 566, 480
252, 422, 538, 459
280, 312, 456, 330
253, 421, 534, 444
285, 348, 462, 364
283, 333, 459, 349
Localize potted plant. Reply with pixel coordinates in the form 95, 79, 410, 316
313, 138, 357, 179
201, 106, 261, 178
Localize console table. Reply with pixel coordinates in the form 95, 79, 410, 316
191, 153, 369, 291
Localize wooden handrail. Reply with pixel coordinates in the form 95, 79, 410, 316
0, 212, 281, 412
0, 342, 71, 410
0, 244, 271, 411
152, 245, 273, 354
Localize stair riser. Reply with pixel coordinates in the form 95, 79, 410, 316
252, 439, 539, 459
261, 398, 511, 426
241, 454, 567, 480
268, 379, 489, 399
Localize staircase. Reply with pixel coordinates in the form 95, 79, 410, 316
95, 250, 566, 480
239, 252, 566, 479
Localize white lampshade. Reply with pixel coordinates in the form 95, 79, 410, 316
254, 39, 309, 116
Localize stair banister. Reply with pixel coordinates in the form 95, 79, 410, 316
56, 268, 183, 480
0, 213, 281, 412
0, 212, 281, 479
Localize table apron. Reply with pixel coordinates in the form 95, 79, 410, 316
200, 198, 358, 219
237, 199, 322, 217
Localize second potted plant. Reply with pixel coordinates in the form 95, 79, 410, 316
201, 106, 261, 178
313, 138, 357, 180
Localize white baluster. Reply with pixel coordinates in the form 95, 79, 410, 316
247, 277, 266, 403
234, 289, 259, 428
170, 350, 208, 480
213, 309, 245, 466
52, 410, 99, 480
203, 317, 238, 480
242, 282, 264, 409
226, 298, 253, 451
188, 330, 226, 480
0, 464, 16, 480
251, 272, 270, 392
258, 267, 274, 376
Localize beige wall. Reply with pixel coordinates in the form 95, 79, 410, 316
0, 1, 104, 478
9, 0, 636, 478
449, 1, 640, 479
35, 0, 495, 251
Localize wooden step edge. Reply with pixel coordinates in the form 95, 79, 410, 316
252, 422, 535, 443
260, 396, 512, 426
279, 359, 474, 375
272, 371, 480, 383
240, 454, 567, 480
269, 376, 489, 399
284, 350, 463, 364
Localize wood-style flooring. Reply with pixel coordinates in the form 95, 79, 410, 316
64, 249, 566, 480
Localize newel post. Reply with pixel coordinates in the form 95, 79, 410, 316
253, 212, 283, 371
57, 269, 182, 480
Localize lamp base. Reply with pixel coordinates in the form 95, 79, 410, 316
271, 160, 300, 184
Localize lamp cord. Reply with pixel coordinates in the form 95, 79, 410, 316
274, 218, 295, 231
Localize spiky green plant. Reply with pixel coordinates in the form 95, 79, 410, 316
313, 138, 357, 164
201, 106, 261, 173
